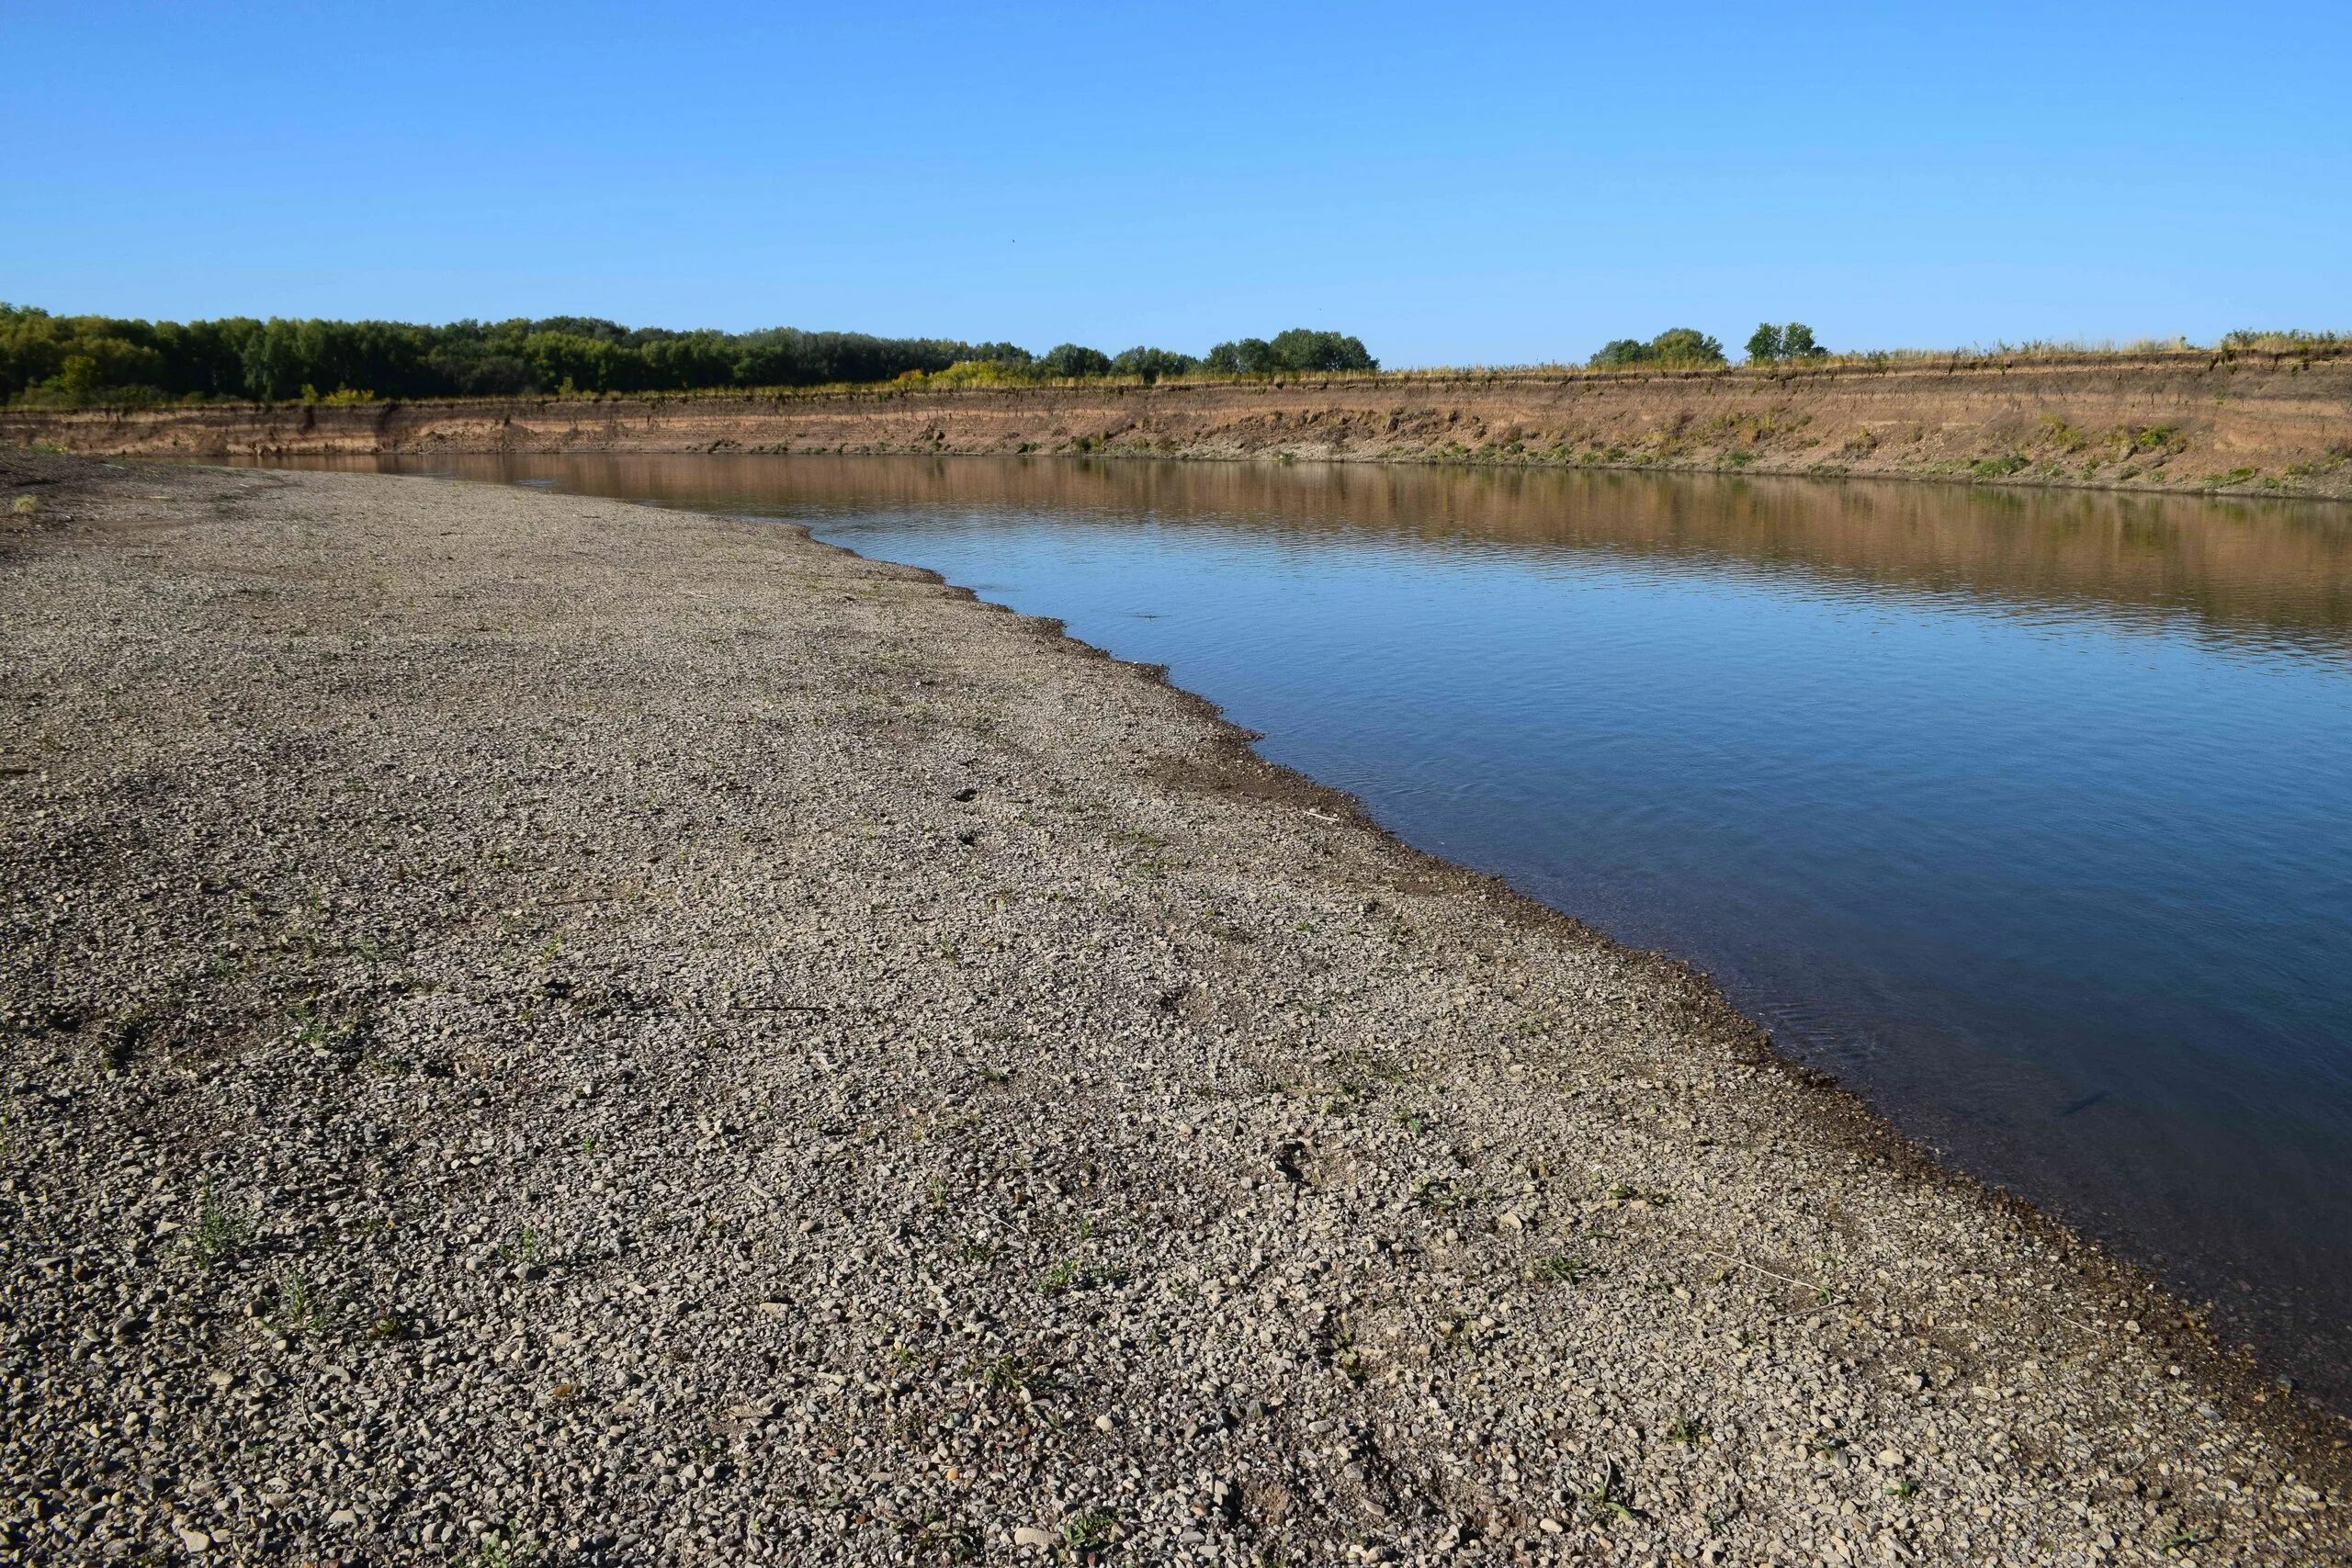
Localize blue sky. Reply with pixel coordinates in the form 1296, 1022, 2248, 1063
5, 1, 2345, 366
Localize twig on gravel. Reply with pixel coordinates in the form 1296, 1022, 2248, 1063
1699, 1247, 1828, 1299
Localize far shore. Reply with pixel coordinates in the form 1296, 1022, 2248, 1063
3, 451, 2346, 1565
6, 350, 2351, 503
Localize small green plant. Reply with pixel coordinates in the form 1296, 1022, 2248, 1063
1060, 1508, 1118, 1557
1577, 1460, 1640, 1523
1665, 1417, 1703, 1450
1317, 1082, 1366, 1117
189, 1180, 252, 1268
368, 1313, 409, 1342
271, 1269, 330, 1335
1413, 1176, 1482, 1212
9, 494, 38, 517
468, 1529, 539, 1567
501, 1226, 551, 1269
1532, 1254, 1592, 1285
977, 1353, 1047, 1396
906, 1514, 982, 1562
1887, 1475, 1918, 1500
1040, 1258, 1125, 1296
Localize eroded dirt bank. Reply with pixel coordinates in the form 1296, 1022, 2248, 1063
2, 455, 2346, 1566
6, 352, 2350, 501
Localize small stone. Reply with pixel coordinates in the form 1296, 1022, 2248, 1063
1013, 1526, 1056, 1549
327, 1509, 358, 1529
1876, 1449, 1905, 1469
175, 1527, 211, 1553
1538, 1517, 1565, 1534
1094, 1413, 1116, 1431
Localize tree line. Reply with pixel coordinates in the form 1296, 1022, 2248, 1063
0, 305, 1378, 405
1589, 322, 1830, 368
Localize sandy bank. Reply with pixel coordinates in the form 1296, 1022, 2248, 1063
6, 352, 2351, 502
2, 454, 2346, 1565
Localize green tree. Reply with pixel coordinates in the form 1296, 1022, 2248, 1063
1591, 329, 1727, 369
1039, 343, 1113, 378
1647, 327, 1726, 367
1781, 321, 1825, 358
1589, 337, 1652, 368
1205, 336, 1277, 374
1267, 328, 1377, 373
1110, 345, 1198, 383
57, 354, 100, 405
1746, 322, 1785, 364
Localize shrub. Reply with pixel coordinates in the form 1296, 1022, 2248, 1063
1039, 343, 1114, 378
1745, 321, 1827, 365
1110, 345, 1199, 383
1205, 330, 1376, 375
1590, 328, 1726, 369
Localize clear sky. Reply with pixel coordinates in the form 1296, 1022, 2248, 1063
5, 1, 2345, 367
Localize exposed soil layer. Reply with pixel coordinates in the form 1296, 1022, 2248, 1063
3, 454, 2346, 1566
6, 353, 2351, 500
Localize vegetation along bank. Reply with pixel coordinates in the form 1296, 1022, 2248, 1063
6, 350, 2348, 502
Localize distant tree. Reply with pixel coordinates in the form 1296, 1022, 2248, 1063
1746, 321, 1827, 365
57, 354, 101, 406
1647, 328, 1726, 367
1205, 337, 1279, 375
1590, 329, 1726, 370
0, 306, 1390, 404
1267, 328, 1377, 373
1110, 345, 1199, 383
1039, 343, 1114, 378
1589, 337, 1653, 368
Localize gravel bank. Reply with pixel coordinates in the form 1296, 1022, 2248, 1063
3, 455, 2345, 1566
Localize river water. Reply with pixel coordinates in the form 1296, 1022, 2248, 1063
258, 453, 2352, 1402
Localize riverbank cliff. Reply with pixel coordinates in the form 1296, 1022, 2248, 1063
5, 351, 2350, 502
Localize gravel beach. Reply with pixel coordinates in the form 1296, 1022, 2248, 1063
3, 454, 2345, 1566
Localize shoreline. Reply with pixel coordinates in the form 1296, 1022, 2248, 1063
4, 452, 2346, 1563
6, 352, 2351, 503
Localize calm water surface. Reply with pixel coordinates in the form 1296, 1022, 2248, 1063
277, 455, 2352, 1399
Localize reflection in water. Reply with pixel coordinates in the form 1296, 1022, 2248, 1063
359, 452, 2352, 653
251, 453, 2352, 1404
